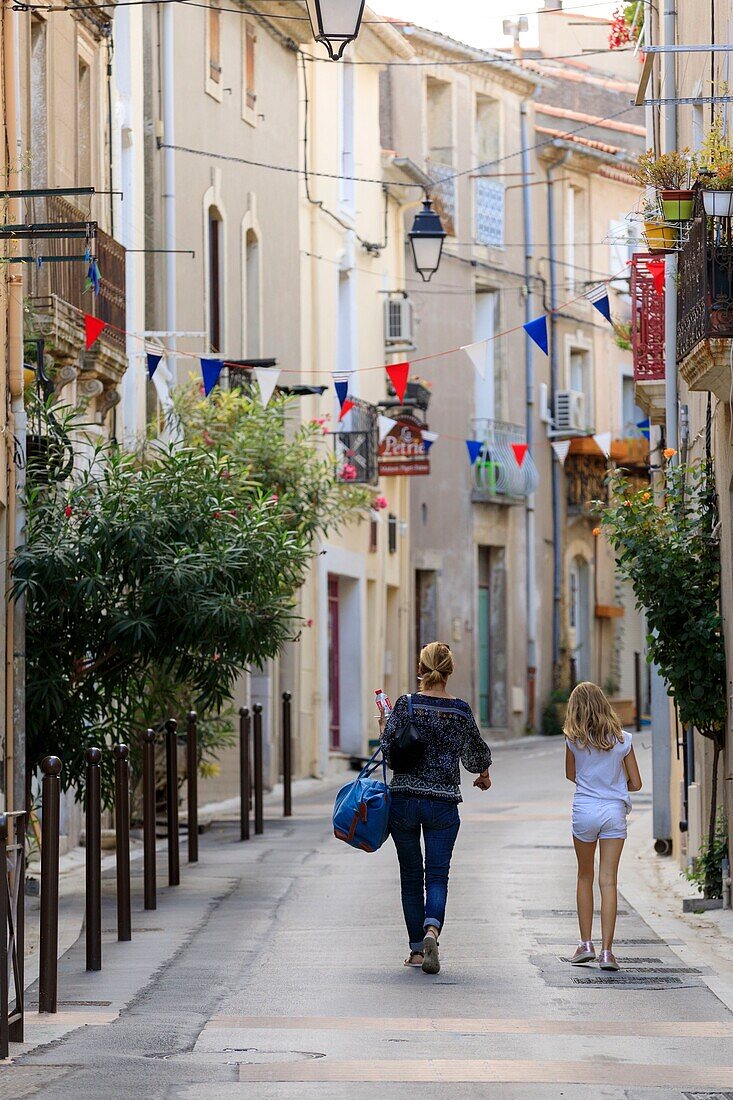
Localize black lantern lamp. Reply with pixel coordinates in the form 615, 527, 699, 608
408, 196, 446, 282
305, 0, 366, 60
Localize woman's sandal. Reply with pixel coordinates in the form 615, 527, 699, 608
422, 933, 440, 974
404, 951, 424, 967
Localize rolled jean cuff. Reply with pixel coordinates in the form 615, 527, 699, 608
410, 940, 425, 952
424, 918, 442, 933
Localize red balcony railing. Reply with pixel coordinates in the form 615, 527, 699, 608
631, 253, 665, 382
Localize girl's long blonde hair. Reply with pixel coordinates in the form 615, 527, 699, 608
564, 682, 624, 751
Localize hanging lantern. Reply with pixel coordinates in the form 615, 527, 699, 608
305, 0, 366, 61
408, 197, 446, 283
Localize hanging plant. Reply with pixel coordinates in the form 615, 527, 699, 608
609, 1, 643, 50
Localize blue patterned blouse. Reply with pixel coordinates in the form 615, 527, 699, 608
380, 693, 492, 803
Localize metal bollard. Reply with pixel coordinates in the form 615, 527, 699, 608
253, 704, 264, 836
282, 692, 292, 818
186, 711, 198, 864
85, 747, 102, 972
39, 756, 62, 1013
239, 707, 250, 842
634, 651, 642, 732
165, 719, 180, 886
141, 729, 157, 911
113, 745, 132, 942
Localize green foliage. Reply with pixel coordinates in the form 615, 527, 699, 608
542, 688, 570, 737
684, 811, 728, 899
15, 387, 372, 802
597, 462, 726, 744
632, 148, 692, 191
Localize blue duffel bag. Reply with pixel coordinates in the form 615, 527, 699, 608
333, 747, 391, 852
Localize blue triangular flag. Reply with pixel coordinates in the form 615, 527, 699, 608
201, 357, 224, 396
591, 293, 611, 323
147, 353, 163, 379
637, 417, 651, 440
523, 315, 548, 355
334, 376, 349, 410
466, 440, 483, 466
422, 430, 438, 453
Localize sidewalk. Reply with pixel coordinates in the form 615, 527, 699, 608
7, 736, 733, 1098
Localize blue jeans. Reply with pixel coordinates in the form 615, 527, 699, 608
389, 794, 461, 952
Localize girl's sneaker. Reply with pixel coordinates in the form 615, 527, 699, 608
570, 940, 596, 965
599, 949, 620, 971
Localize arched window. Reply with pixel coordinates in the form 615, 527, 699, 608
245, 228, 260, 357
208, 207, 223, 352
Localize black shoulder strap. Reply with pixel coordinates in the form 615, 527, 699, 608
407, 693, 413, 718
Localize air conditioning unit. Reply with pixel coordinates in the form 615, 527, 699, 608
384, 294, 413, 346
554, 389, 586, 434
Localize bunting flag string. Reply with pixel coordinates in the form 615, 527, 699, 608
466, 440, 483, 466
333, 374, 350, 411
147, 352, 163, 379
647, 258, 665, 295
460, 340, 490, 379
201, 358, 224, 397
338, 398, 355, 421
523, 315, 548, 355
421, 429, 438, 453
84, 314, 106, 350
593, 431, 612, 458
551, 439, 571, 466
378, 415, 397, 443
254, 366, 281, 407
586, 284, 612, 324
511, 443, 529, 468
386, 361, 410, 403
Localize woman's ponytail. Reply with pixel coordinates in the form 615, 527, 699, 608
418, 641, 454, 692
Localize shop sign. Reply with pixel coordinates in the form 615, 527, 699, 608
378, 415, 430, 477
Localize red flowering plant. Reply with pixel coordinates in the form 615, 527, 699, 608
609, 2, 643, 50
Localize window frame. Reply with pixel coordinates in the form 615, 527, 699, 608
242, 19, 257, 126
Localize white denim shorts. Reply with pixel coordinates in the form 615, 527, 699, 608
572, 797, 628, 843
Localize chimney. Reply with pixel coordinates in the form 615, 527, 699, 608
544, 0, 563, 9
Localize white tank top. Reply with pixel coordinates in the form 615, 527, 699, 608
567, 730, 632, 809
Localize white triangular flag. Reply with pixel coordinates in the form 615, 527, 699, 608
421, 430, 438, 453
461, 339, 490, 379
551, 439, 571, 466
254, 367, 280, 408
378, 415, 397, 443
593, 431, 612, 458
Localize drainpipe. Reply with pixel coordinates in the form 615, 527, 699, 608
4, 0, 25, 814
520, 99, 537, 728
546, 148, 571, 682
162, 5, 176, 351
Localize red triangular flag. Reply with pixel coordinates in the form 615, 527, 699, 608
647, 259, 665, 295
511, 443, 529, 468
386, 361, 410, 403
338, 399, 355, 421
85, 315, 106, 350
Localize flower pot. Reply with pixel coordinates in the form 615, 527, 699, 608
660, 189, 694, 221
643, 220, 677, 252
702, 189, 733, 217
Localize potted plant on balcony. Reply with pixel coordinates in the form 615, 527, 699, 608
641, 198, 677, 252
632, 148, 694, 222
695, 118, 733, 217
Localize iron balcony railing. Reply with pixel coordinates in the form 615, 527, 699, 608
566, 453, 608, 515
331, 399, 379, 486
471, 418, 538, 501
630, 253, 665, 383
26, 196, 125, 350
678, 188, 733, 360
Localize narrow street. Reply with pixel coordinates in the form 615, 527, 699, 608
7, 735, 733, 1098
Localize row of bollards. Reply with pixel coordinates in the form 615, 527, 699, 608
33, 694, 292, 1022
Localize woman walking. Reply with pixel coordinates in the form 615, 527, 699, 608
564, 682, 643, 971
379, 642, 492, 975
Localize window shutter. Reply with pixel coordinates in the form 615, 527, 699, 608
245, 24, 256, 111
209, 4, 221, 84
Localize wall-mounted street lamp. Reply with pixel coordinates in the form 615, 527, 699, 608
305, 0, 366, 60
408, 197, 446, 282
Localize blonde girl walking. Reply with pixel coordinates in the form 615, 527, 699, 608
564, 682, 642, 971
